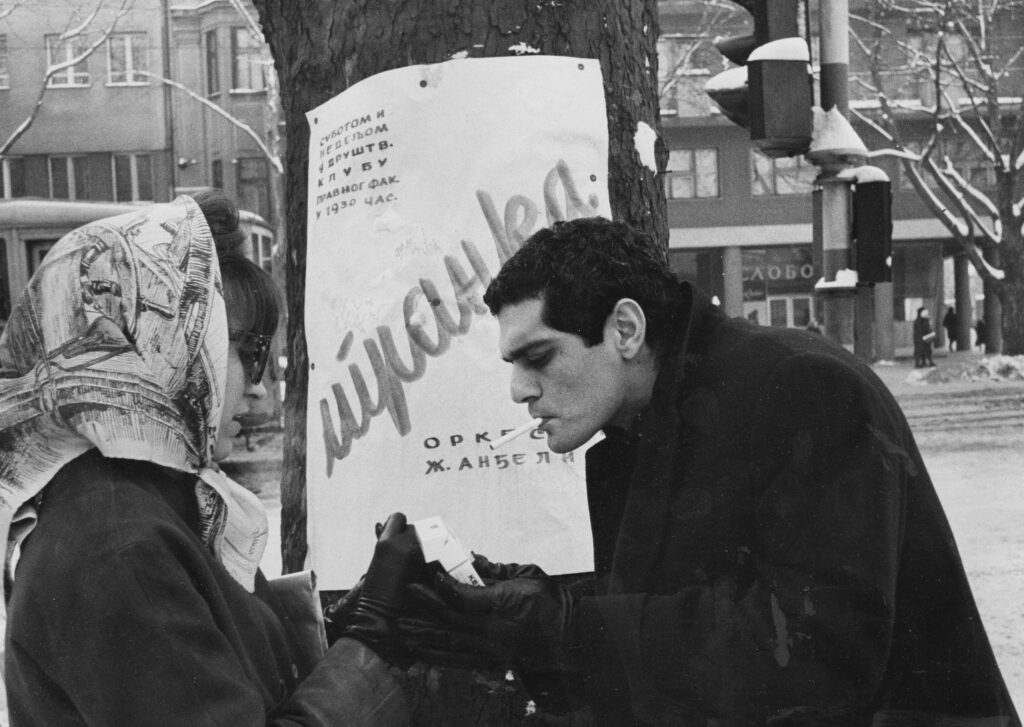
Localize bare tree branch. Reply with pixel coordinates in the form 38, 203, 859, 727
61, 0, 105, 41
137, 71, 283, 176
227, 0, 264, 43
0, 0, 28, 21
0, 0, 136, 158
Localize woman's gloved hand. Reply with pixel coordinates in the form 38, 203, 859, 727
340, 513, 426, 666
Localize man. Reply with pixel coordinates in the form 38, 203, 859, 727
400, 217, 1019, 726
943, 306, 958, 350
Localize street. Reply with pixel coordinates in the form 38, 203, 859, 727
244, 350, 1024, 713
873, 354, 1024, 710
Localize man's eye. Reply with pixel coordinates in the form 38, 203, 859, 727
525, 351, 552, 368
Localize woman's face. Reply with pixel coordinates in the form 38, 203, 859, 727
212, 340, 267, 462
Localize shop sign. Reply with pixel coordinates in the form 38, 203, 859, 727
742, 246, 815, 298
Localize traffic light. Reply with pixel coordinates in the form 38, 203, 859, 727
704, 0, 813, 158
850, 168, 893, 284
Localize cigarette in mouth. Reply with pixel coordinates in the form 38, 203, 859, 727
489, 417, 544, 450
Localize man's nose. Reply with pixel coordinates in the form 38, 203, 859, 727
244, 380, 268, 402
510, 365, 539, 404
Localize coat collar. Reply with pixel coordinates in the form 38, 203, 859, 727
596, 282, 723, 594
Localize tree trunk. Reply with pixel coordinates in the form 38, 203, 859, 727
250, 1, 664, 723
1000, 227, 1024, 356
984, 245, 1004, 354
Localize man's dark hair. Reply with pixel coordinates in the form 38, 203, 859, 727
483, 217, 683, 355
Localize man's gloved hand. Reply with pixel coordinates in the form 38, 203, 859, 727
398, 562, 580, 673
471, 552, 547, 582
341, 512, 426, 666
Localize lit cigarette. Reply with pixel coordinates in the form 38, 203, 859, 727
489, 417, 544, 450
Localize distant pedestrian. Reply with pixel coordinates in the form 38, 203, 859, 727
976, 318, 988, 353
914, 307, 936, 367
943, 306, 958, 350
747, 309, 760, 325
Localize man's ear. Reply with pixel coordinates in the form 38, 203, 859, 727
606, 298, 647, 360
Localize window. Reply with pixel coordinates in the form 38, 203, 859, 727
252, 231, 273, 273
898, 139, 995, 191
113, 153, 154, 201
46, 34, 90, 87
657, 36, 717, 118
49, 156, 90, 199
943, 138, 996, 190
236, 157, 271, 221
1, 157, 26, 198
205, 29, 220, 95
107, 33, 148, 85
751, 151, 816, 196
0, 238, 9, 325
27, 239, 59, 277
905, 24, 969, 107
0, 35, 9, 89
231, 27, 266, 92
665, 148, 719, 199
211, 159, 224, 189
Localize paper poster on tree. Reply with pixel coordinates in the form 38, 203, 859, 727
304, 56, 609, 588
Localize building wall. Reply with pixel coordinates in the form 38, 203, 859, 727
0, 0, 173, 201
169, 0, 277, 223
654, 1, 1012, 353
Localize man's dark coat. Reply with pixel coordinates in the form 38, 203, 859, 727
574, 284, 1018, 726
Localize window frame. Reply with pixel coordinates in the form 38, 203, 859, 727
235, 156, 271, 222
230, 26, 266, 93
112, 153, 155, 202
665, 147, 720, 200
0, 34, 10, 89
252, 231, 273, 273
750, 150, 817, 196
45, 34, 91, 87
106, 32, 149, 86
205, 29, 220, 96
0, 157, 25, 199
48, 155, 90, 199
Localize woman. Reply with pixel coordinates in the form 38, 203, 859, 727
1, 194, 417, 725
913, 306, 935, 368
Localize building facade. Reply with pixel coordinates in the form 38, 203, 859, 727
657, 0, 1021, 355
0, 0, 277, 241
168, 0, 279, 233
0, 0, 175, 204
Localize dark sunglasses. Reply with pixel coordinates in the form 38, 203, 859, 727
228, 329, 273, 385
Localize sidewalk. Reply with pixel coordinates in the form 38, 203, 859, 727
871, 348, 1024, 398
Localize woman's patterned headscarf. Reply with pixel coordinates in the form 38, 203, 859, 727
0, 196, 267, 591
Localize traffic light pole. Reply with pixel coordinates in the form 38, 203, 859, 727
812, 0, 868, 357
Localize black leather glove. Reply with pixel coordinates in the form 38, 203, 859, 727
341, 513, 425, 666
399, 565, 580, 673
471, 552, 547, 582
323, 577, 363, 645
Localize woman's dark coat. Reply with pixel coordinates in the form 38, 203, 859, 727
5, 451, 408, 726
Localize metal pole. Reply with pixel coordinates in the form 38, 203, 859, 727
813, 0, 862, 354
